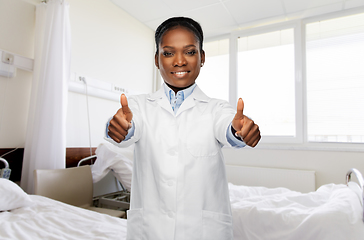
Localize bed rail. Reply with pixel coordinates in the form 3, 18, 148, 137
77, 155, 97, 167
346, 168, 364, 222
346, 168, 364, 191
0, 157, 9, 168
77, 154, 129, 195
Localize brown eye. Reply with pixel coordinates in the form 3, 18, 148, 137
163, 52, 173, 57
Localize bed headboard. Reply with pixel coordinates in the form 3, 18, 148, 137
225, 164, 316, 193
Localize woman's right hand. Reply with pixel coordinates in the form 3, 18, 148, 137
108, 94, 133, 143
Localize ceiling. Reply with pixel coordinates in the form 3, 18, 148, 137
110, 0, 364, 38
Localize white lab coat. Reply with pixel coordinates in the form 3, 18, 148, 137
107, 86, 238, 240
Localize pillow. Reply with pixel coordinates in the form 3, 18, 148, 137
0, 178, 33, 211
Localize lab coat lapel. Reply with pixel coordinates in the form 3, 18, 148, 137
147, 88, 174, 116
176, 85, 210, 116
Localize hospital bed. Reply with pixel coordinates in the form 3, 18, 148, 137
0, 177, 127, 239
228, 168, 364, 240
1, 144, 363, 240
0, 157, 127, 239
77, 145, 132, 212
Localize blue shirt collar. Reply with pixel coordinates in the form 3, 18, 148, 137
163, 83, 197, 103
163, 83, 197, 114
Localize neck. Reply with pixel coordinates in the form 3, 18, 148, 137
165, 82, 194, 94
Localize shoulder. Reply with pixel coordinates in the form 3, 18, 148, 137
194, 86, 232, 108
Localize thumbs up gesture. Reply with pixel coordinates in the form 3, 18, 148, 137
232, 98, 261, 147
108, 94, 133, 143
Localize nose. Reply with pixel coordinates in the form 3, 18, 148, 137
173, 53, 187, 67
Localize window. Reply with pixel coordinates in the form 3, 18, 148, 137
198, 38, 229, 102
306, 13, 364, 143
237, 28, 296, 138
197, 11, 364, 148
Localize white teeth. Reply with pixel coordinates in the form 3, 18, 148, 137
174, 71, 187, 75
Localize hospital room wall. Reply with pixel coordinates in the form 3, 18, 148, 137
66, 0, 155, 147
0, 0, 34, 148
1, 0, 363, 189
0, 0, 155, 149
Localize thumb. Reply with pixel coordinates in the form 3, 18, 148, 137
120, 94, 133, 122
234, 98, 244, 120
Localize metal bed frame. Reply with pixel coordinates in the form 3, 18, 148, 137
78, 155, 131, 211
346, 168, 364, 221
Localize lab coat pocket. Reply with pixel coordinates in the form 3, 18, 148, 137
202, 210, 233, 240
186, 116, 218, 157
126, 208, 144, 240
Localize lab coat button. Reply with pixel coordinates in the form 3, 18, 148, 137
167, 211, 174, 218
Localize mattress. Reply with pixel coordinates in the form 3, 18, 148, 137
0, 195, 127, 240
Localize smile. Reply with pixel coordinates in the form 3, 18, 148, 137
172, 71, 190, 77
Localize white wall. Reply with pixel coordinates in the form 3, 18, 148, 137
0, 0, 34, 148
66, 0, 155, 147
0, 0, 155, 148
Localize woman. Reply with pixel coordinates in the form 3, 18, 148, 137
106, 17, 261, 240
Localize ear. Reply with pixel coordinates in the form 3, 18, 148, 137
200, 50, 205, 65
155, 53, 159, 69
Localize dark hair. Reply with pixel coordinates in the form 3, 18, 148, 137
155, 17, 204, 54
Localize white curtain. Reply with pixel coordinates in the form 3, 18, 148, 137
21, 0, 71, 194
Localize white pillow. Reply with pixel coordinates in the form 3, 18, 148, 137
0, 178, 33, 211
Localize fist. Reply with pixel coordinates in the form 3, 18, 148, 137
232, 98, 261, 147
108, 94, 133, 143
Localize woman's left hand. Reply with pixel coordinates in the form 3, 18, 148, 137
232, 98, 261, 147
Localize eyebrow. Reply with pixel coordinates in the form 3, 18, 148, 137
162, 44, 197, 49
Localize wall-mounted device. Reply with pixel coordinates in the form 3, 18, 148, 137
0, 49, 34, 78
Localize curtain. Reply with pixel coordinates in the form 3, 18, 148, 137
21, 0, 71, 193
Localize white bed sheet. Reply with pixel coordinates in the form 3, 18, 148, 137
229, 183, 364, 240
6, 166, 361, 240
0, 195, 127, 240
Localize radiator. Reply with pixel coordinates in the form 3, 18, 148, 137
225, 165, 316, 193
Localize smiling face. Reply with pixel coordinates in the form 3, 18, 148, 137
155, 27, 205, 93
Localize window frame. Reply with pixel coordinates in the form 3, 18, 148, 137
229, 21, 304, 144
301, 7, 364, 151
202, 7, 364, 152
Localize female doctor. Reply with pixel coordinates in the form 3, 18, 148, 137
106, 17, 261, 240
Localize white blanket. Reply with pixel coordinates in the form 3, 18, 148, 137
229, 183, 364, 240
0, 195, 127, 240
92, 142, 134, 191
2, 179, 363, 240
